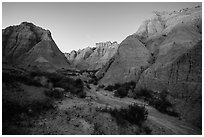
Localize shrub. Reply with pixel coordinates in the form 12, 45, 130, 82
75, 79, 84, 89
114, 83, 122, 90
2, 96, 54, 120
92, 123, 105, 135
143, 126, 152, 134
48, 76, 85, 98
104, 85, 115, 91
114, 81, 136, 98
78, 91, 86, 98
134, 88, 153, 100
54, 77, 73, 90
30, 71, 86, 98
148, 90, 178, 117
44, 89, 64, 99
89, 75, 98, 85
101, 103, 148, 126
105, 81, 136, 93
98, 84, 105, 89
3, 72, 42, 87
27, 98, 54, 116
29, 71, 64, 85
134, 88, 179, 117
114, 86, 129, 98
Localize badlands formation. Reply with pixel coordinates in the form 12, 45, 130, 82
66, 6, 202, 128
3, 22, 71, 72
2, 5, 202, 135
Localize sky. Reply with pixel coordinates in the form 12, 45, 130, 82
2, 2, 201, 53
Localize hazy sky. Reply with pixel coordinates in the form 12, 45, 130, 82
2, 2, 201, 52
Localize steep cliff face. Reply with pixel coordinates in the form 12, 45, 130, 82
98, 6, 201, 85
137, 41, 202, 128
97, 36, 150, 85
65, 41, 119, 70
97, 6, 202, 127
2, 22, 71, 72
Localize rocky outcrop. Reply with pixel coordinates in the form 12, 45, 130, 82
2, 22, 71, 72
96, 36, 150, 85
98, 6, 201, 85
65, 41, 119, 70
137, 41, 202, 128
97, 6, 202, 128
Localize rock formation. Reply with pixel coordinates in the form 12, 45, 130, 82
2, 22, 71, 72
96, 36, 150, 85
65, 41, 119, 70
97, 6, 202, 127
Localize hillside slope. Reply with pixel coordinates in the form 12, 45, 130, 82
97, 6, 202, 128
2, 22, 71, 72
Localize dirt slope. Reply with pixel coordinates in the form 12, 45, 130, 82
88, 84, 201, 135
27, 84, 201, 135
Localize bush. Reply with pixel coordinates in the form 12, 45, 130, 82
75, 79, 84, 89
78, 91, 86, 98
54, 77, 85, 98
148, 90, 178, 117
27, 98, 54, 116
89, 75, 98, 85
92, 123, 105, 135
143, 126, 152, 134
101, 103, 148, 126
3, 96, 54, 120
134, 88, 153, 100
114, 86, 129, 98
105, 81, 136, 94
44, 89, 64, 99
19, 71, 86, 98
3, 72, 42, 87
104, 85, 115, 91
98, 84, 105, 89
134, 88, 179, 117
114, 81, 136, 98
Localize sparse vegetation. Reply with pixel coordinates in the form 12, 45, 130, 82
114, 86, 129, 98
134, 88, 178, 117
98, 84, 105, 89
143, 126, 152, 134
133, 88, 153, 101
104, 85, 115, 91
3, 72, 42, 87
29, 71, 86, 98
92, 123, 105, 135
100, 103, 148, 126
44, 89, 65, 100
104, 81, 136, 98
3, 86, 54, 121
105, 81, 136, 98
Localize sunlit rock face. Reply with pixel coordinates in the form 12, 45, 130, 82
2, 22, 71, 72
98, 6, 202, 128
96, 36, 151, 85
65, 41, 119, 70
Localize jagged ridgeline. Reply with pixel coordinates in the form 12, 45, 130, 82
65, 6, 202, 128
64, 41, 119, 70
2, 5, 202, 135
